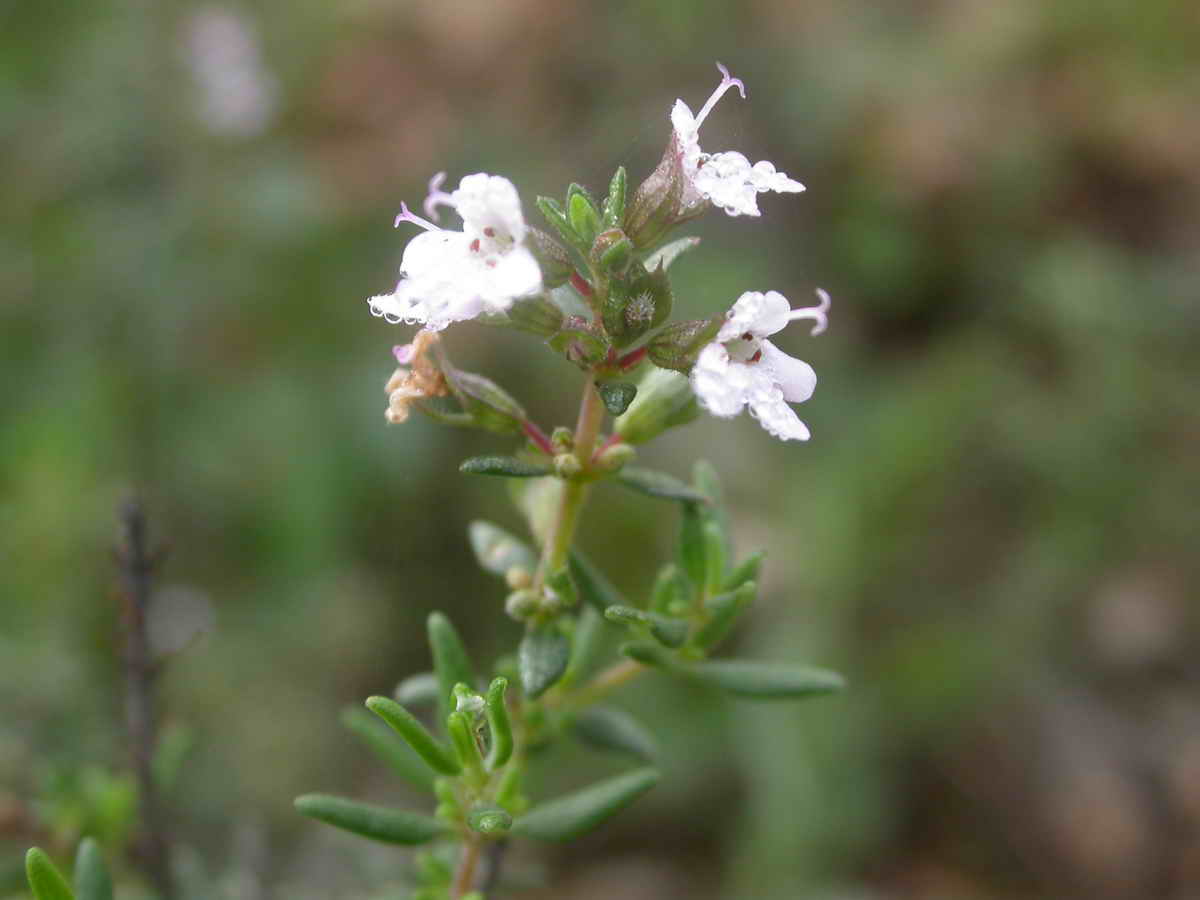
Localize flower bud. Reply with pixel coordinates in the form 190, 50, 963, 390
646, 315, 723, 373
554, 453, 582, 479
548, 316, 611, 369
624, 134, 707, 249
550, 426, 574, 453
614, 366, 700, 444
602, 262, 673, 348
590, 228, 634, 276
506, 589, 540, 621
504, 566, 533, 590
595, 442, 636, 472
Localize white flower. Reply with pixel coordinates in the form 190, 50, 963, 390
690, 289, 830, 441
671, 63, 805, 217
368, 173, 543, 331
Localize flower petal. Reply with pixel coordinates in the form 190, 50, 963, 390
693, 152, 805, 217
476, 245, 542, 310
748, 393, 811, 441
717, 290, 793, 341
690, 343, 750, 417
758, 340, 816, 403
452, 173, 527, 244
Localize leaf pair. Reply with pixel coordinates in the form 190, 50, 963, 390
25, 840, 111, 900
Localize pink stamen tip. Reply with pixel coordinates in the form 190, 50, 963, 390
715, 62, 746, 99
394, 201, 441, 232
393, 344, 416, 364
422, 171, 456, 223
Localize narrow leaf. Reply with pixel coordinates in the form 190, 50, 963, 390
563, 604, 605, 686
365, 696, 461, 775
519, 624, 570, 699
447, 711, 486, 776
341, 707, 435, 789
620, 641, 676, 668
690, 660, 845, 699
428, 612, 476, 724
536, 195, 581, 248
723, 550, 765, 591
468, 521, 537, 577
603, 166, 627, 229
72, 839, 111, 900
294, 794, 445, 845
511, 768, 660, 842
568, 550, 624, 614
604, 605, 688, 648
24, 849, 73, 900
692, 581, 755, 650
677, 501, 708, 588
571, 706, 659, 762
485, 677, 513, 769
460, 456, 553, 478
617, 467, 708, 503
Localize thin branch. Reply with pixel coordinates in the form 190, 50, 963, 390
117, 499, 175, 900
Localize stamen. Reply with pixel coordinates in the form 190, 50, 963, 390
422, 171, 456, 223
694, 61, 747, 128
786, 288, 831, 336
394, 200, 441, 232
393, 344, 415, 365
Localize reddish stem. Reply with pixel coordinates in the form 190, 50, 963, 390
569, 271, 593, 297
522, 420, 555, 456
592, 431, 623, 463
617, 347, 647, 370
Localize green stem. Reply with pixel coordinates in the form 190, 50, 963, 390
534, 372, 605, 588
553, 658, 645, 711
450, 836, 482, 898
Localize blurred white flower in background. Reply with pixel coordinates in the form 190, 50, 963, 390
183, 6, 278, 138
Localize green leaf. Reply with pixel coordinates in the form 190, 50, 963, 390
519, 624, 570, 699
620, 640, 676, 668
597, 382, 637, 416
690, 660, 845, 699
604, 605, 688, 648
693, 460, 732, 561
460, 456, 553, 478
24, 849, 73, 900
603, 167, 627, 229
536, 195, 581, 248
428, 612, 477, 724
484, 677, 513, 769
468, 521, 537, 577
506, 291, 566, 334
511, 768, 660, 841
571, 706, 658, 762
616, 467, 708, 503
294, 794, 445, 845
442, 368, 527, 434
447, 711, 486, 776
691, 581, 755, 650
467, 807, 513, 835
563, 605, 605, 686
677, 501, 708, 589
723, 551, 765, 591
394, 671, 439, 706
568, 550, 625, 614
365, 696, 462, 776
548, 317, 611, 369
643, 235, 701, 271
649, 563, 688, 615
567, 184, 602, 243
341, 707, 435, 789
72, 839, 111, 900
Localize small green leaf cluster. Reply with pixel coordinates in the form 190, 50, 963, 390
25, 839, 113, 900
295, 461, 841, 898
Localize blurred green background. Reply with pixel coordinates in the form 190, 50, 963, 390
3, 0, 1199, 897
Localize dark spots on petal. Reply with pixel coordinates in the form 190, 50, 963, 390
470, 238, 481, 252
483, 227, 495, 237
749, 349, 762, 363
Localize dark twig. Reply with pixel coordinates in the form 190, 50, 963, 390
117, 499, 174, 900
481, 839, 509, 895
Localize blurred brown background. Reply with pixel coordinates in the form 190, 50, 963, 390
3, 0, 1199, 897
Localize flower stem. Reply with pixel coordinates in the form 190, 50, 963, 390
557, 658, 644, 711
535, 372, 604, 587
450, 837, 482, 899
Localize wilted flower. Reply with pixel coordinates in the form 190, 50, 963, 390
690, 289, 829, 441
671, 63, 806, 217
368, 174, 543, 331
385, 329, 447, 423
